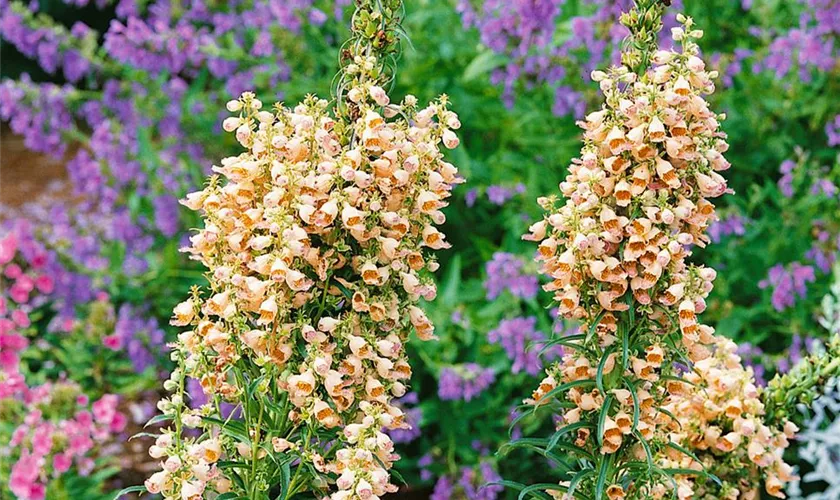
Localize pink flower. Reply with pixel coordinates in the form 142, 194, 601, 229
10, 284, 30, 304
15, 274, 35, 292
68, 433, 94, 456
0, 350, 21, 371
0, 371, 26, 398
109, 411, 128, 432
92, 394, 120, 425
0, 233, 18, 265
53, 453, 72, 474
10, 450, 45, 500
102, 334, 122, 350
4, 263, 22, 279
35, 275, 54, 294
75, 410, 93, 428
2, 332, 30, 351
30, 253, 48, 269
32, 424, 54, 455
0, 317, 14, 335
12, 309, 31, 328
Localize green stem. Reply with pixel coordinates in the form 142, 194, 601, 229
174, 350, 186, 449
287, 427, 311, 496
250, 399, 266, 497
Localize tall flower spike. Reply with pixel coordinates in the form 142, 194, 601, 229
139, 1, 462, 499
517, 2, 794, 499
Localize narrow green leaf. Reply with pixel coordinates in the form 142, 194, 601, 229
517, 483, 570, 500
113, 486, 146, 499
462, 50, 508, 82
597, 395, 614, 447
275, 461, 292, 500
624, 377, 640, 434
492, 479, 526, 494
661, 467, 722, 487
596, 346, 616, 395
540, 379, 597, 405
567, 469, 596, 499
143, 413, 173, 428
633, 430, 654, 471
621, 320, 630, 371
586, 310, 608, 344
656, 407, 681, 429
547, 421, 592, 452
664, 441, 703, 467
595, 454, 613, 500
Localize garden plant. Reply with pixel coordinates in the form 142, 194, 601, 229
0, 0, 839, 499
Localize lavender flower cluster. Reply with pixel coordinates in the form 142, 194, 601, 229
760, 262, 817, 312
465, 183, 526, 207
438, 363, 497, 401
483, 252, 539, 300
488, 316, 560, 376
753, 0, 840, 81
738, 334, 821, 386
456, 0, 682, 116
431, 461, 504, 500
707, 213, 749, 244
760, 156, 840, 312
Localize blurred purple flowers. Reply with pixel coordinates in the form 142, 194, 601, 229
484, 252, 539, 300
438, 364, 496, 401
707, 213, 749, 244
431, 461, 504, 500
385, 392, 423, 444
488, 316, 560, 375
109, 304, 165, 373
754, 0, 840, 81
457, 0, 683, 115
760, 262, 816, 311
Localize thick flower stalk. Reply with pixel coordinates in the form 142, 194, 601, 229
517, 1, 793, 498
763, 333, 840, 428
141, 1, 462, 498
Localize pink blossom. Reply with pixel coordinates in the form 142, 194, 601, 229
0, 350, 21, 371
109, 411, 128, 432
102, 334, 122, 350
0, 371, 26, 398
15, 274, 35, 292
1, 332, 29, 351
0, 233, 18, 265
10, 284, 31, 304
35, 275, 54, 294
12, 309, 31, 327
53, 452, 72, 474
10, 450, 45, 500
30, 252, 48, 269
4, 263, 22, 279
0, 317, 14, 335
92, 394, 120, 425
32, 424, 54, 455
